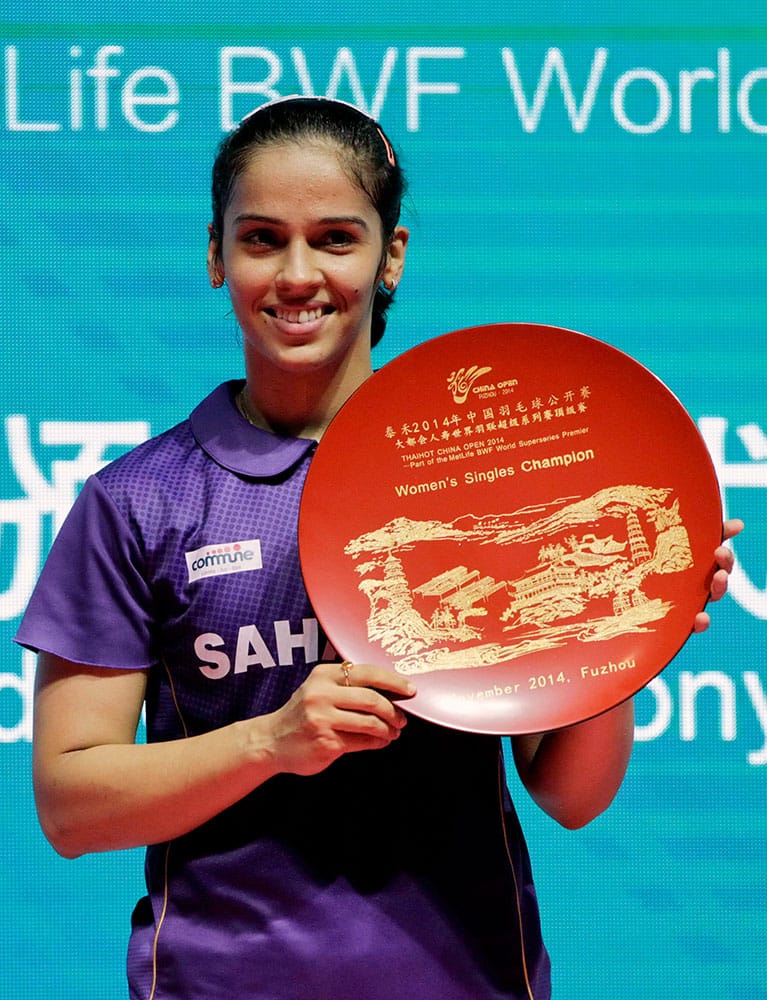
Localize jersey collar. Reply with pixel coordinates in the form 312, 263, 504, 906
190, 381, 316, 478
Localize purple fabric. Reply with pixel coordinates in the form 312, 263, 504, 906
17, 381, 551, 999
16, 474, 157, 667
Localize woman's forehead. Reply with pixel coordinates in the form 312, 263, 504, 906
226, 141, 378, 218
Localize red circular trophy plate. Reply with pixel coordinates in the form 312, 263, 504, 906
299, 324, 722, 734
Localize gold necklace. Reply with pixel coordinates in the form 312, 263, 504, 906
236, 387, 267, 430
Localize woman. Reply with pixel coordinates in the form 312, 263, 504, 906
17, 97, 740, 1000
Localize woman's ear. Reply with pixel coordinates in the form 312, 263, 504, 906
207, 223, 225, 289
381, 225, 409, 290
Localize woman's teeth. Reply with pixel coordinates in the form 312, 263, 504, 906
274, 307, 324, 323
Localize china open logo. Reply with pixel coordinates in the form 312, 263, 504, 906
447, 365, 493, 404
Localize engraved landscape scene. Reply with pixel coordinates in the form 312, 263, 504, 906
344, 485, 694, 675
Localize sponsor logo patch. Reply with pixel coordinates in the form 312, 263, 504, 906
185, 539, 263, 582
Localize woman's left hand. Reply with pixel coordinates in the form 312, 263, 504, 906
693, 518, 744, 633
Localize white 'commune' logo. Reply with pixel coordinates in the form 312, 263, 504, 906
185, 539, 263, 582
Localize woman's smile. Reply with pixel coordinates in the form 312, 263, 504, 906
265, 302, 337, 336
268, 304, 333, 325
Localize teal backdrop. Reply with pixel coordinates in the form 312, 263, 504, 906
1, 3, 765, 997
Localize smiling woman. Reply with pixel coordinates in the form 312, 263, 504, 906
205, 100, 408, 440
208, 143, 406, 437
14, 95, 738, 1000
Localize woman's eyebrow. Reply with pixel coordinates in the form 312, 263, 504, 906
233, 212, 370, 230
233, 213, 281, 225
318, 215, 370, 229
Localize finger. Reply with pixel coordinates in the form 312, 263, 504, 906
722, 518, 744, 542
693, 610, 710, 634
333, 661, 416, 700
709, 566, 730, 603
334, 685, 409, 730
714, 543, 735, 574
331, 703, 408, 743
337, 731, 403, 755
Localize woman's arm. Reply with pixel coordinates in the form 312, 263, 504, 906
33, 654, 412, 858
511, 519, 744, 829
511, 701, 635, 830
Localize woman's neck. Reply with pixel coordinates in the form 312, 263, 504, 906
239, 359, 373, 441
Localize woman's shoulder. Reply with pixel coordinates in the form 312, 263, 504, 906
89, 425, 198, 537
95, 382, 239, 498
96, 416, 196, 489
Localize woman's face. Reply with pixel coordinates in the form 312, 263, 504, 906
208, 141, 407, 381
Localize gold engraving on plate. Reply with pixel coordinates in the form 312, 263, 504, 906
344, 485, 692, 675
446, 365, 493, 404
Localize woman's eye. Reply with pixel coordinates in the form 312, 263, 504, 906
323, 230, 354, 247
244, 229, 278, 246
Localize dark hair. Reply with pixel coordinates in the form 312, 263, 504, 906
211, 97, 406, 347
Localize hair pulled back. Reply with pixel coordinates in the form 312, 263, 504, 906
211, 97, 406, 347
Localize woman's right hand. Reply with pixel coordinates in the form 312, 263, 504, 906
262, 661, 416, 777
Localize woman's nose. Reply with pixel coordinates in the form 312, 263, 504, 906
275, 241, 321, 291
